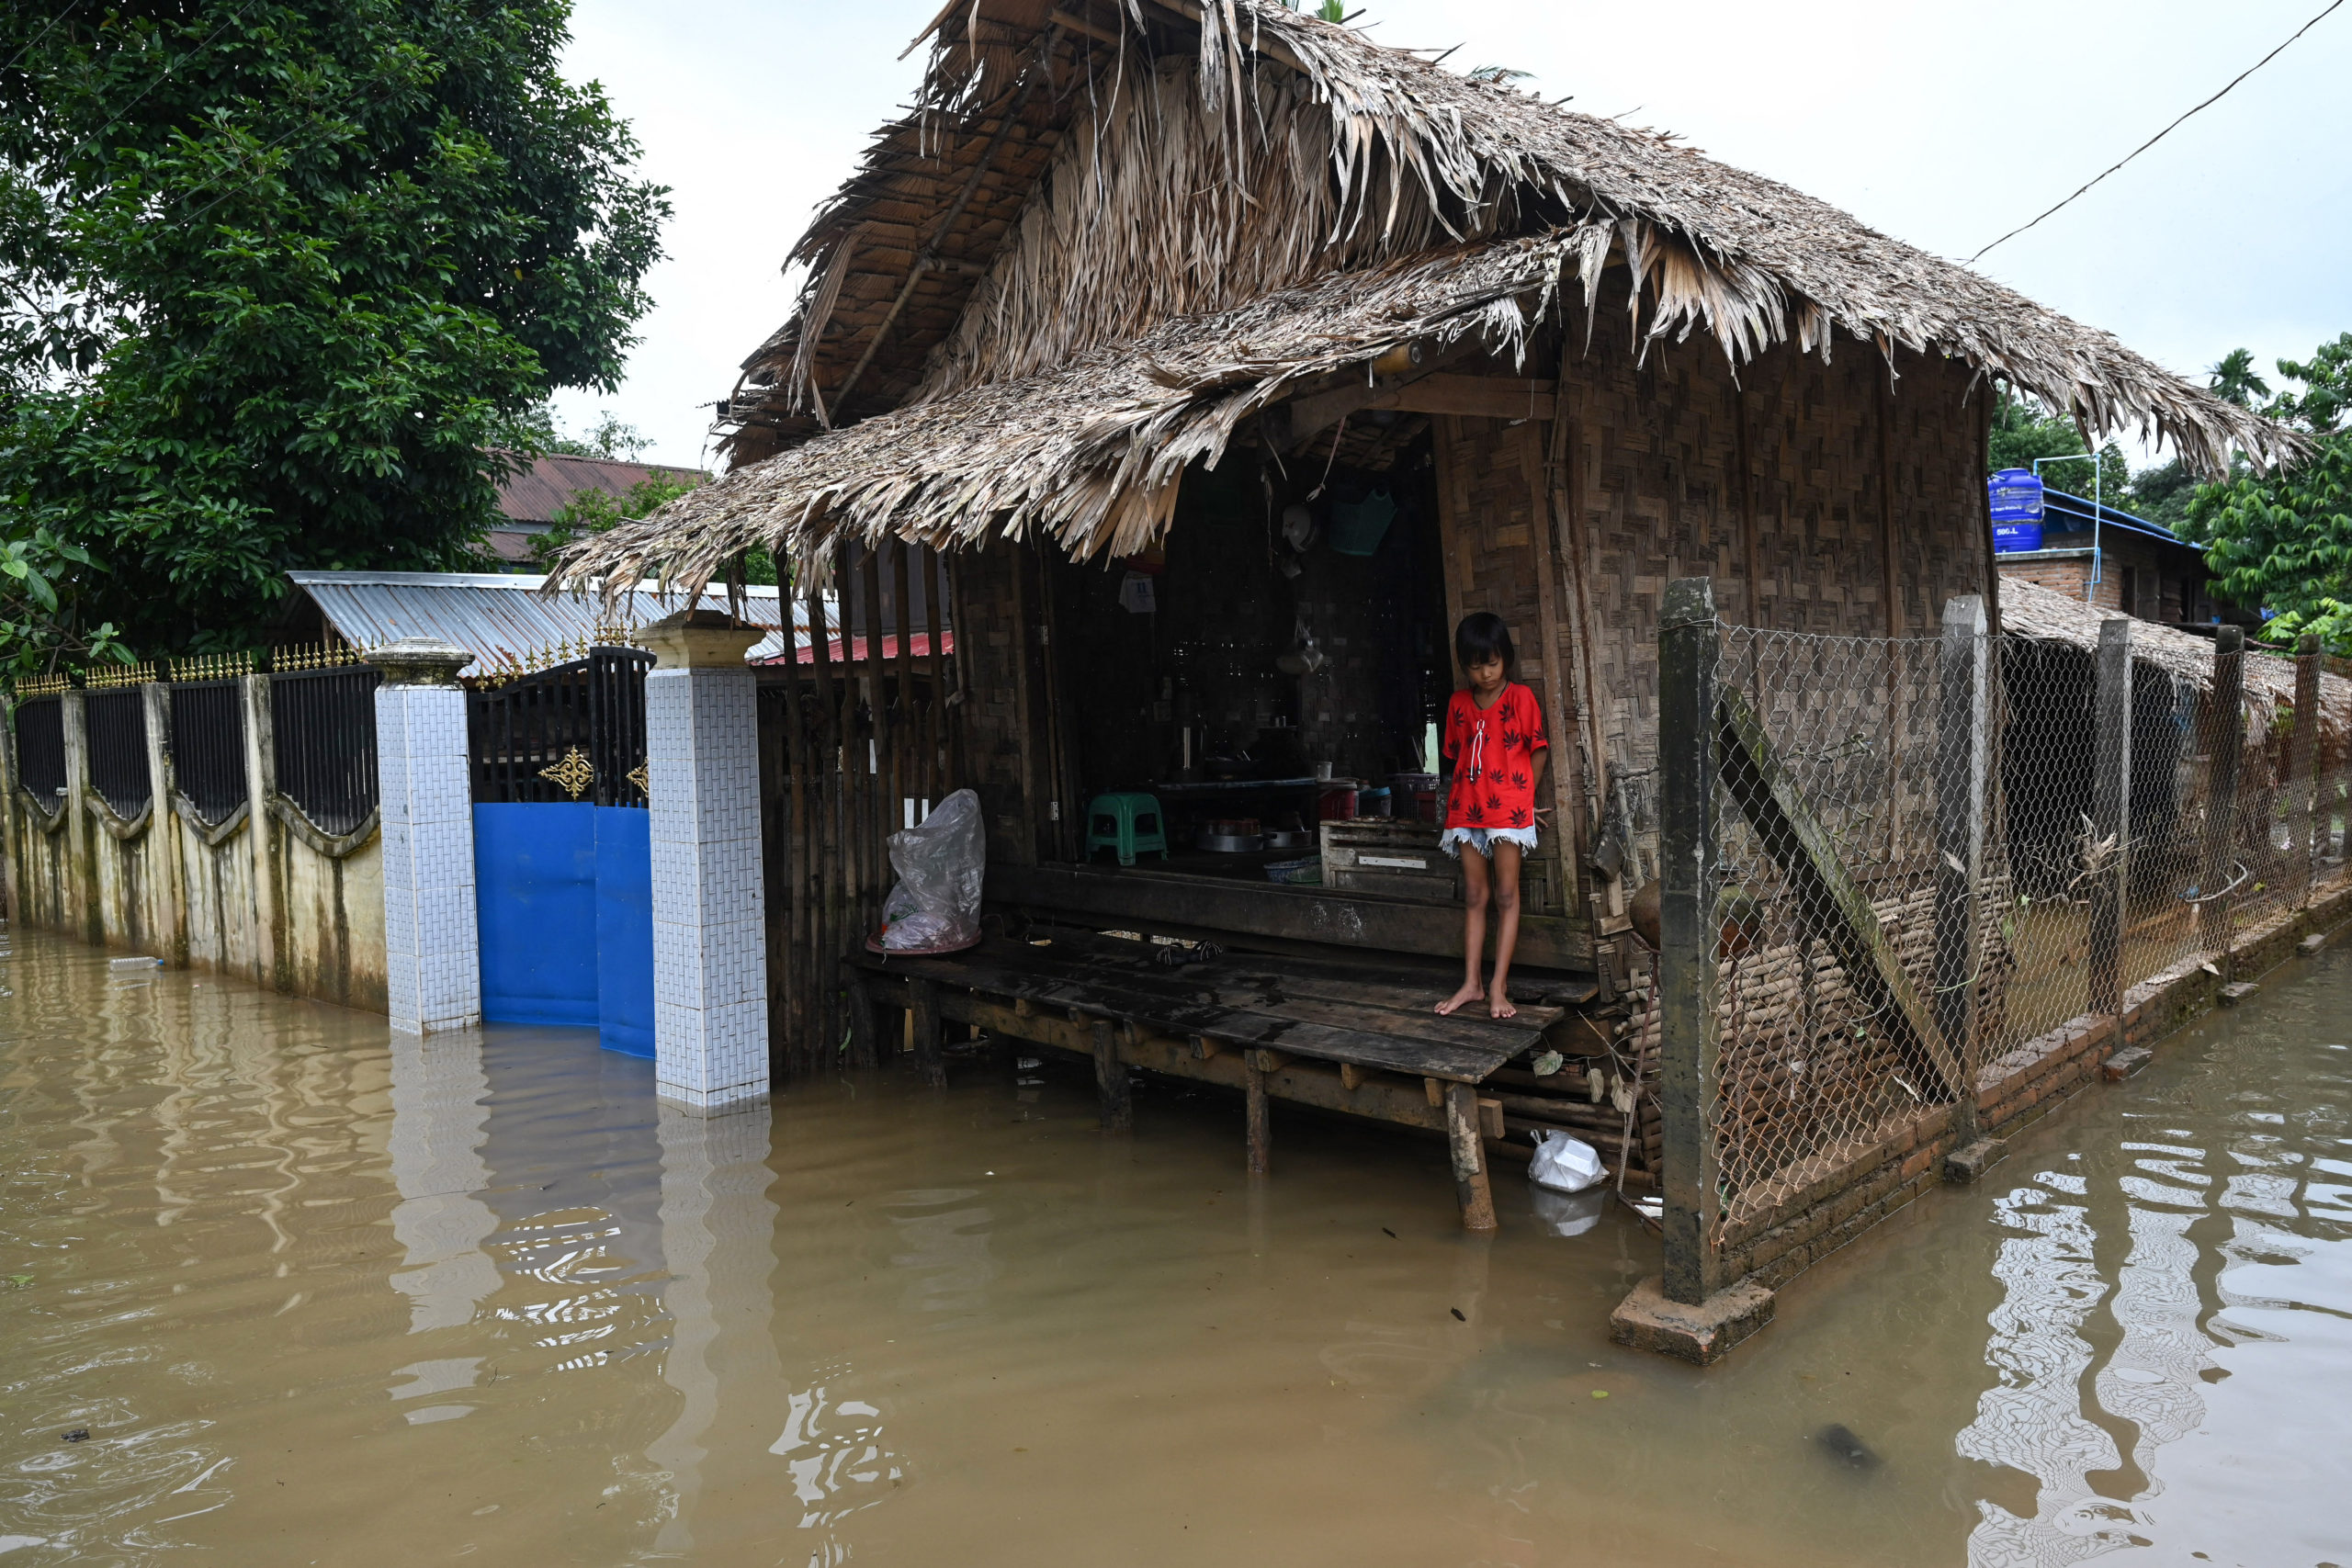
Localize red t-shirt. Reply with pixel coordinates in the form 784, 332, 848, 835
1441, 682, 1547, 831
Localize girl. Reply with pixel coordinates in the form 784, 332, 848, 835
1435, 612, 1549, 1019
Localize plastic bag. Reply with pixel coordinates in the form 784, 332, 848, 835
1527, 1128, 1607, 1194
879, 788, 987, 953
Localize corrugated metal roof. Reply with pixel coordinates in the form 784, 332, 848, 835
286, 570, 808, 675
494, 453, 708, 526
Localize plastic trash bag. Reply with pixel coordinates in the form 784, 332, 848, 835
879, 788, 986, 953
1527, 1128, 1607, 1195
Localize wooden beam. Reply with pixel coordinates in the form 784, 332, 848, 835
987, 863, 1593, 971
1286, 373, 1557, 445
1715, 683, 1962, 1101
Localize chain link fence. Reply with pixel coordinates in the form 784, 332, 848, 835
1654, 580, 2350, 1302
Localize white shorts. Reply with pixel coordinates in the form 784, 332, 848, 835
1439, 826, 1539, 859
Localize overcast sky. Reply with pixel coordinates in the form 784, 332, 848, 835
549, 0, 2352, 472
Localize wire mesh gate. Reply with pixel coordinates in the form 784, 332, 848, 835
1655, 578, 2348, 1305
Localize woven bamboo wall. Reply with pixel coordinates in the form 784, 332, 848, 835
1559, 307, 1993, 879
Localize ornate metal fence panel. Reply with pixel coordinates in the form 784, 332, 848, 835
12, 696, 67, 805
466, 647, 652, 807
83, 688, 152, 817
167, 681, 247, 825
270, 666, 382, 834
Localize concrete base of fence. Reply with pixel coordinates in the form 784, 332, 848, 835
1942, 1138, 2006, 1183
1609, 1275, 1775, 1366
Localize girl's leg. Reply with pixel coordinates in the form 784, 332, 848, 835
1438, 844, 1491, 1015
1486, 839, 1524, 1019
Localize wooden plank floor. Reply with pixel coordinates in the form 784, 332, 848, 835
854, 932, 1587, 1083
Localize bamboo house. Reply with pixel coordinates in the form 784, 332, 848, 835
551, 0, 2293, 1229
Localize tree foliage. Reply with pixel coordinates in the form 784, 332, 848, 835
1987, 388, 2131, 506
2188, 334, 2352, 654
0, 0, 668, 665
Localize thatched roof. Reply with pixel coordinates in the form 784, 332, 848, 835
554, 0, 2292, 597
2000, 578, 2350, 751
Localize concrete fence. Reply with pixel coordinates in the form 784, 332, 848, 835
0, 678, 385, 1010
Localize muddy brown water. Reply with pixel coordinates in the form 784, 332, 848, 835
3, 923, 2346, 1566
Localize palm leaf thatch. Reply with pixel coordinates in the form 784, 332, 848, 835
1998, 578, 2351, 751
551, 0, 2293, 602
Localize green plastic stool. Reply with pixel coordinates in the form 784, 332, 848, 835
1085, 792, 1168, 866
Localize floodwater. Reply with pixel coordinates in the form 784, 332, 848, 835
3, 925, 2347, 1567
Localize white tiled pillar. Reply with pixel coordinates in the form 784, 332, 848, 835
368, 638, 481, 1034
639, 610, 768, 1111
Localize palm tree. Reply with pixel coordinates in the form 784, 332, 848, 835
2208, 347, 2271, 409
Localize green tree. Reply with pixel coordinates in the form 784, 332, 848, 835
2188, 333, 2352, 653
0, 0, 669, 660
1988, 387, 2129, 504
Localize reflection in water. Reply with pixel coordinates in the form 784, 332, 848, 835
3, 925, 2350, 1566
1959, 980, 2352, 1567
384, 1032, 499, 1336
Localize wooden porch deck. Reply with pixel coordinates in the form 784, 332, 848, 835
847, 931, 1601, 1230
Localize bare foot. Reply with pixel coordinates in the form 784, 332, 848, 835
1436, 981, 1484, 1016
1487, 987, 1518, 1020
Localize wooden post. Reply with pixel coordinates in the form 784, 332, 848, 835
2290, 634, 2319, 905
1934, 594, 1988, 1145
846, 968, 879, 1063
910, 976, 944, 1088
1244, 1061, 1271, 1176
1657, 576, 1721, 1303
2200, 627, 2244, 974
1442, 1080, 1498, 1232
2088, 617, 2133, 1016
1091, 1018, 1131, 1132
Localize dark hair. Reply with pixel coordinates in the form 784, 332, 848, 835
1453, 612, 1514, 674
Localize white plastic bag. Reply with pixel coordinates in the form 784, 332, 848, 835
1527, 1128, 1607, 1194
879, 788, 987, 953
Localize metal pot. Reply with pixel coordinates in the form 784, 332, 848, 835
1195, 829, 1263, 853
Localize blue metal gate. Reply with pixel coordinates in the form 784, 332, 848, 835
468, 648, 655, 1055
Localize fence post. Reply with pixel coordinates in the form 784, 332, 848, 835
1657, 576, 1722, 1305
639, 610, 770, 1112
242, 671, 286, 990
2200, 627, 2244, 976
368, 639, 482, 1034
1935, 594, 1988, 1148
0, 694, 15, 922
2087, 618, 2132, 1016
2290, 634, 2319, 905
60, 687, 96, 944
141, 682, 188, 968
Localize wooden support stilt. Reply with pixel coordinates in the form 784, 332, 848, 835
910, 977, 944, 1088
1443, 1080, 1498, 1232
1092, 1018, 1131, 1132
846, 968, 879, 1063
1245, 1063, 1271, 1176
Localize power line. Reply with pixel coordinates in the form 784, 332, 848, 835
1968, 0, 2345, 265
3, 1, 90, 78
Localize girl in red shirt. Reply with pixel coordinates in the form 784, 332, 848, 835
1436, 613, 1549, 1019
